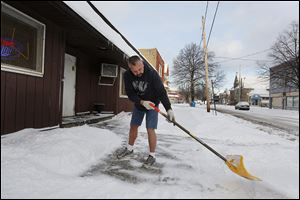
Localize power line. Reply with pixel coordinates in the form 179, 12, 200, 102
204, 1, 209, 20
215, 56, 272, 62
234, 48, 271, 59
214, 48, 272, 64
207, 1, 220, 48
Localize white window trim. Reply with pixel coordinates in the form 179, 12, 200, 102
1, 2, 46, 77
98, 76, 116, 86
101, 63, 118, 77
119, 67, 128, 98
159, 64, 162, 77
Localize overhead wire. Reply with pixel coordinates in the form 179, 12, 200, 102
207, 1, 220, 48
214, 49, 272, 64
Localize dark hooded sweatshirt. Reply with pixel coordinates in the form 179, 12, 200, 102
124, 62, 171, 112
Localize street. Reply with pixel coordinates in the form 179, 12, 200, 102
215, 105, 299, 136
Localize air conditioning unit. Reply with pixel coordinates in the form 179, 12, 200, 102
101, 63, 118, 77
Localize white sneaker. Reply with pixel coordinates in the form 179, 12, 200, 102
143, 155, 156, 166
117, 148, 133, 159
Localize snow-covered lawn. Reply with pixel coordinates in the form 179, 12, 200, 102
1, 104, 299, 198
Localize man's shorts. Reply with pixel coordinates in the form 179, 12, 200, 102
130, 106, 158, 129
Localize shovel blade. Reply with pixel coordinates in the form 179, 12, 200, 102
225, 155, 261, 181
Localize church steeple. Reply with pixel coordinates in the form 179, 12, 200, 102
234, 72, 239, 88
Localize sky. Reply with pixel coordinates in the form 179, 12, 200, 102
91, 1, 299, 93
1, 104, 299, 198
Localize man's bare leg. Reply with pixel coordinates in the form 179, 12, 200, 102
128, 125, 139, 146
147, 128, 157, 153
117, 125, 138, 158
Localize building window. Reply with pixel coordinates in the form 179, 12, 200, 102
1, 2, 45, 77
286, 96, 299, 109
119, 67, 127, 98
293, 96, 299, 108
286, 96, 293, 107
159, 64, 162, 77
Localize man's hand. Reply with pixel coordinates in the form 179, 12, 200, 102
167, 109, 175, 123
141, 100, 155, 110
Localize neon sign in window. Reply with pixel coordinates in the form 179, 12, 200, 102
1, 2, 45, 77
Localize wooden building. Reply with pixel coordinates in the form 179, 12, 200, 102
1, 1, 144, 135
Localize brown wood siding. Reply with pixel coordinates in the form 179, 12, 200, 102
96, 60, 125, 113
49, 26, 64, 127
1, 6, 65, 135
89, 60, 98, 112
34, 77, 43, 128
15, 74, 27, 131
117, 97, 134, 113
97, 84, 117, 113
4, 73, 17, 133
1, 72, 6, 132
76, 57, 119, 114
71, 50, 129, 114
76, 52, 93, 113
25, 76, 36, 129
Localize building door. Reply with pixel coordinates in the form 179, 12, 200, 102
62, 53, 76, 117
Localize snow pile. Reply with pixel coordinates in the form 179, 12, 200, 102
1, 125, 122, 198
2, 125, 120, 176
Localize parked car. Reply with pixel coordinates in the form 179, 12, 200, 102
235, 101, 250, 110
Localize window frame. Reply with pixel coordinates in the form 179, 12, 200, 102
1, 2, 46, 77
159, 64, 162, 77
119, 67, 128, 98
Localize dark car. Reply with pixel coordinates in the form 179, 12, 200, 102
235, 101, 250, 110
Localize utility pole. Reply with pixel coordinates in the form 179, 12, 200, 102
211, 80, 217, 115
239, 65, 241, 102
202, 16, 210, 112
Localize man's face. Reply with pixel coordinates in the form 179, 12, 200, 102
129, 60, 144, 77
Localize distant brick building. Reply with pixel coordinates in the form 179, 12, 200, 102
269, 63, 299, 110
139, 48, 165, 82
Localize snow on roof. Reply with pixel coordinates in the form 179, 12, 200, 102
168, 94, 179, 98
63, 1, 138, 57
249, 88, 269, 97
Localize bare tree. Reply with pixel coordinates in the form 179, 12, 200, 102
210, 70, 226, 92
258, 21, 299, 89
172, 43, 225, 102
178, 85, 190, 103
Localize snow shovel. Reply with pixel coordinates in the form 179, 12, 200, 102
150, 104, 261, 181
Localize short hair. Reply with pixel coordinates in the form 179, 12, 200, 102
128, 55, 141, 66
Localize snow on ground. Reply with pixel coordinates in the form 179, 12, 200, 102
1, 104, 299, 199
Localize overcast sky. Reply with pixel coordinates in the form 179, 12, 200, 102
92, 1, 299, 93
